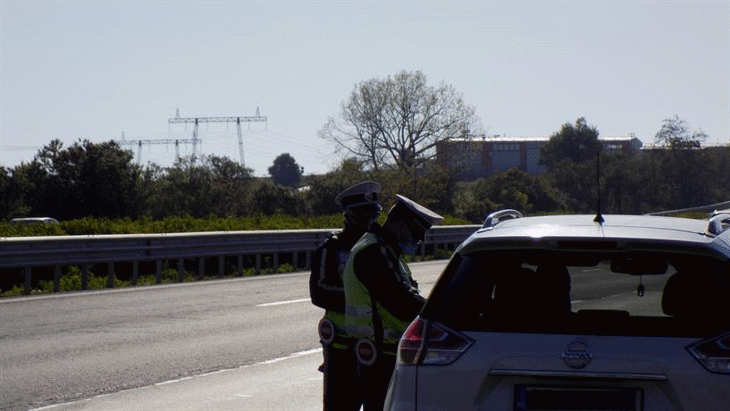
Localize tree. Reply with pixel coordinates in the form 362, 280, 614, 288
320, 70, 480, 171
144, 154, 256, 219
251, 181, 306, 215
18, 139, 143, 220
647, 116, 711, 209
654, 115, 708, 149
371, 162, 458, 215
539, 117, 602, 169
0, 166, 17, 219
206, 155, 256, 216
304, 158, 370, 215
142, 159, 203, 218
601, 152, 650, 214
454, 169, 566, 222
543, 158, 598, 213
268, 153, 303, 187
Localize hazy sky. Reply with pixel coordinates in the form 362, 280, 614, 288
2, 0, 728, 176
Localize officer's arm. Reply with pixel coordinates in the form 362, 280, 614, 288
309, 240, 346, 311
354, 246, 425, 321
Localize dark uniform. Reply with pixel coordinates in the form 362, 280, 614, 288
343, 194, 443, 411
309, 181, 381, 411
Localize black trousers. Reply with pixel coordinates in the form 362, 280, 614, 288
357, 353, 397, 411
322, 344, 362, 411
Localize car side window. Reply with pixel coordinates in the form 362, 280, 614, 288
431, 255, 496, 328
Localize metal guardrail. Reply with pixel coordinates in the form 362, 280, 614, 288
0, 225, 480, 294
646, 200, 730, 217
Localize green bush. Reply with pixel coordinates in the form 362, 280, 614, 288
0, 286, 23, 298
0, 213, 468, 238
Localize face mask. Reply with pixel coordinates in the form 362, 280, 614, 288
400, 243, 419, 255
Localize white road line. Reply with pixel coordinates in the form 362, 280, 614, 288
260, 348, 322, 364
29, 348, 324, 410
155, 376, 194, 386
256, 298, 311, 307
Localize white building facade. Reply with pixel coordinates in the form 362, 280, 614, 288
435, 135, 642, 180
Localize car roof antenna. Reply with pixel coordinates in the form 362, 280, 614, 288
594, 150, 605, 224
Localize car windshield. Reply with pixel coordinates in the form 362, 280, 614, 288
427, 249, 730, 338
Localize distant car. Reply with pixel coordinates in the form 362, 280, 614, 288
9, 217, 59, 225
386, 211, 730, 411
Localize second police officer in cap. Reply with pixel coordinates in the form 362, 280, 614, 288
309, 181, 382, 411
343, 194, 443, 411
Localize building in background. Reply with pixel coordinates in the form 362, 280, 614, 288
436, 135, 643, 180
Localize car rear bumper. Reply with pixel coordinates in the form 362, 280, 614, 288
384, 364, 417, 411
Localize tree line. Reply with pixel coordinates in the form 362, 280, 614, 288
1, 135, 729, 228
0, 138, 459, 224
2, 69, 728, 228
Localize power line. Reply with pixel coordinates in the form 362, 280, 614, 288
0, 146, 40, 151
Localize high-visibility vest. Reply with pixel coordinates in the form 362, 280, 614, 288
312, 232, 359, 349
343, 232, 415, 355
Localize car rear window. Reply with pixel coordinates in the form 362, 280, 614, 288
427, 250, 730, 338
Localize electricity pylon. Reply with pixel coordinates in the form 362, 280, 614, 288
167, 108, 267, 165
117, 132, 198, 164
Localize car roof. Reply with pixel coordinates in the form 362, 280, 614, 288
9, 217, 59, 224
460, 214, 730, 258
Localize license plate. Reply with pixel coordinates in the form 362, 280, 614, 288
514, 385, 642, 411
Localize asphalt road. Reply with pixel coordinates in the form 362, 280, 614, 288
0, 261, 447, 411
31, 349, 327, 411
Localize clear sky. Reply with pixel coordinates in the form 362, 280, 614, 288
1, 0, 728, 177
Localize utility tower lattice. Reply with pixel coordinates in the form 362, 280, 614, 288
168, 108, 267, 165
117, 132, 199, 164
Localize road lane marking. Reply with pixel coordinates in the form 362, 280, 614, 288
155, 376, 194, 386
29, 347, 324, 410
260, 348, 322, 364
256, 298, 311, 307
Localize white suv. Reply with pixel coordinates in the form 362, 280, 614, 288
386, 211, 730, 411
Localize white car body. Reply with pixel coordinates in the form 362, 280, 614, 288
386, 213, 730, 411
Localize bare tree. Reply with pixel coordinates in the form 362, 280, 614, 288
320, 70, 480, 171
654, 115, 708, 149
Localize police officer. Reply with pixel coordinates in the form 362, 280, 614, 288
343, 194, 443, 411
309, 181, 382, 411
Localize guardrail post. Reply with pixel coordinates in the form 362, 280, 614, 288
107, 262, 115, 288
273, 253, 279, 273
255, 254, 261, 275
82, 264, 89, 290
178, 259, 185, 282
237, 255, 243, 277
24, 267, 31, 295
305, 251, 311, 270
196, 257, 203, 279
54, 266, 61, 293
155, 260, 162, 284
132, 261, 139, 286
218, 256, 224, 278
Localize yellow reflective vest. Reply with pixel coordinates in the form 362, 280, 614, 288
310, 228, 366, 349
343, 226, 424, 355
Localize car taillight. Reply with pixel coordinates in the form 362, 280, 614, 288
687, 331, 730, 374
398, 317, 473, 365
399, 317, 426, 364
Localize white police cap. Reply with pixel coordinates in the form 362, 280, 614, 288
335, 181, 382, 214
392, 194, 444, 229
